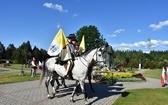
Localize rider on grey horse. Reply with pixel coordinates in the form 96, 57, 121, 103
56, 34, 78, 79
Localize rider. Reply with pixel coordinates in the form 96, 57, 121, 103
63, 34, 77, 78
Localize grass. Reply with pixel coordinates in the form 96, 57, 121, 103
0, 70, 8, 72
113, 88, 168, 105
113, 69, 165, 105
0, 72, 40, 84
8, 64, 32, 70
143, 69, 162, 79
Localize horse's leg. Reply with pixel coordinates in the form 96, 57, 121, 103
70, 81, 80, 103
50, 78, 56, 98
45, 76, 51, 98
55, 78, 61, 90
61, 77, 67, 88
75, 81, 81, 96
79, 80, 88, 105
51, 71, 61, 97
88, 73, 95, 92
87, 64, 95, 92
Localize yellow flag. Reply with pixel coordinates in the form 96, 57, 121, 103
47, 29, 68, 56
79, 35, 85, 51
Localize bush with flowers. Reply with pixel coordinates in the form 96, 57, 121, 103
93, 66, 145, 84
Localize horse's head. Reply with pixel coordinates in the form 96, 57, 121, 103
83, 47, 105, 66
89, 48, 105, 66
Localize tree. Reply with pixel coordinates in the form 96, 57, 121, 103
6, 44, 16, 59
76, 25, 105, 51
12, 41, 32, 63
12, 48, 22, 63
39, 48, 49, 61
32, 46, 40, 61
0, 41, 6, 59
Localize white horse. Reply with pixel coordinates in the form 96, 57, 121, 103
39, 48, 104, 104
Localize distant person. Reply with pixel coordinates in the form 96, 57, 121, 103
31, 57, 37, 77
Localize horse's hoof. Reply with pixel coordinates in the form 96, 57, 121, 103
70, 99, 75, 103
76, 93, 80, 96
84, 101, 88, 105
47, 96, 51, 99
52, 92, 56, 97
59, 84, 62, 86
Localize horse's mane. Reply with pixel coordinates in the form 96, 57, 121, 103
81, 48, 95, 57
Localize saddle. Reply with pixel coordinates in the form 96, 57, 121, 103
55, 57, 67, 65
55, 57, 74, 80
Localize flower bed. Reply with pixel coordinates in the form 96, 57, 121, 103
93, 71, 146, 84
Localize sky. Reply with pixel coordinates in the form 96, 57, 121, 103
0, 0, 168, 53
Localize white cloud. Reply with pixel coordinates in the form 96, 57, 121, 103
149, 20, 168, 30
150, 39, 159, 45
160, 41, 168, 46
137, 29, 141, 32
111, 40, 168, 51
56, 23, 61, 28
43, 2, 68, 12
108, 29, 125, 37
114, 29, 125, 34
108, 34, 116, 37
72, 13, 78, 17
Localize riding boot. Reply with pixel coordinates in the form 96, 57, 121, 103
64, 61, 71, 79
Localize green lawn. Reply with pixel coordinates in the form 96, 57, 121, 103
0, 63, 41, 84
113, 69, 165, 105
0, 72, 40, 84
143, 69, 162, 79
113, 88, 168, 105
8, 64, 32, 70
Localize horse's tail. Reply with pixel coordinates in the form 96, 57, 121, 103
39, 60, 46, 87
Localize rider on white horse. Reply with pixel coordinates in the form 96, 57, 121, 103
56, 34, 77, 78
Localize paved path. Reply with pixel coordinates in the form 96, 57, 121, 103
0, 68, 166, 105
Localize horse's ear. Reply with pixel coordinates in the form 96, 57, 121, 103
99, 47, 102, 51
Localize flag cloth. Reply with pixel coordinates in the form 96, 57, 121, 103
47, 29, 68, 56
79, 35, 85, 51
161, 67, 167, 87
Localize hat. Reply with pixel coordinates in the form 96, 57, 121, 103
67, 34, 76, 38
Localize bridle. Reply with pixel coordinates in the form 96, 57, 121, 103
94, 48, 105, 66
78, 48, 104, 67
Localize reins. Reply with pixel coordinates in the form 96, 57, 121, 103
78, 48, 100, 67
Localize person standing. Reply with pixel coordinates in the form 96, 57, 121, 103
31, 57, 37, 77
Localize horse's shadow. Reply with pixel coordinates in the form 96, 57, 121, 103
49, 82, 126, 104
50, 84, 77, 99
85, 83, 125, 104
